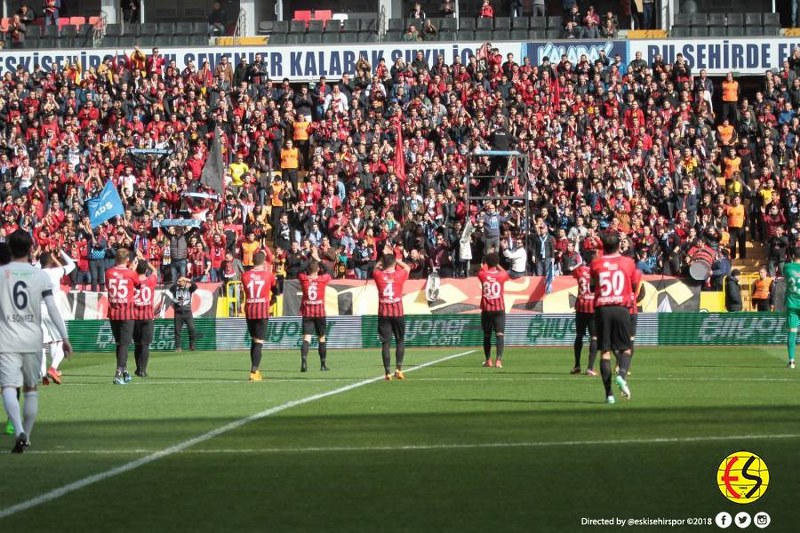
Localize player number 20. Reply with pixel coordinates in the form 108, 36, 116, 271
598, 271, 625, 297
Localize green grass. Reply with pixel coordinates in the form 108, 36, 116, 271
0, 345, 797, 532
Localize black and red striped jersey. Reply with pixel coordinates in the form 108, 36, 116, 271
106, 266, 141, 321
298, 272, 331, 318
133, 273, 157, 320
572, 265, 595, 314
477, 266, 509, 312
241, 267, 277, 319
590, 254, 642, 308
373, 267, 409, 317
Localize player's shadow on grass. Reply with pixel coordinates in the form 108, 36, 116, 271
445, 398, 599, 405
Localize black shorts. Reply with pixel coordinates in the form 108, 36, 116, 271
378, 316, 405, 344
110, 319, 134, 346
133, 320, 154, 345
481, 310, 506, 335
575, 312, 596, 338
302, 316, 327, 337
630, 313, 638, 338
595, 306, 633, 352
247, 318, 268, 341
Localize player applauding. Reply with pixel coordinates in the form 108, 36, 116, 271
106, 249, 141, 385
241, 251, 278, 381
477, 253, 509, 368
297, 248, 332, 372
572, 252, 597, 376
373, 243, 411, 381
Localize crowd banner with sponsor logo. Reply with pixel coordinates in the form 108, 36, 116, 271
525, 40, 627, 67
215, 316, 362, 351
282, 276, 700, 316
64, 283, 221, 320
628, 38, 800, 76
0, 42, 522, 81
657, 313, 788, 345
68, 318, 217, 352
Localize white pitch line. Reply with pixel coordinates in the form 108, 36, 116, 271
25, 433, 800, 456
0, 349, 475, 520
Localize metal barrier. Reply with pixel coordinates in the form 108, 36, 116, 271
226, 281, 243, 317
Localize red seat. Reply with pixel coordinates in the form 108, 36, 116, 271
0, 18, 9, 32
293, 10, 311, 21
69, 16, 86, 25
57, 17, 70, 27
314, 10, 332, 22
88, 16, 102, 27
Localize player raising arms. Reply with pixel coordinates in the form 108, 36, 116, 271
132, 261, 157, 377
38, 250, 75, 385
241, 251, 278, 381
297, 249, 332, 372
590, 234, 642, 404
572, 252, 597, 376
106, 249, 141, 385
477, 252, 509, 368
0, 230, 72, 452
373, 243, 411, 381
783, 248, 800, 369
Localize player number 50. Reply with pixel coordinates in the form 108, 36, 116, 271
598, 271, 624, 297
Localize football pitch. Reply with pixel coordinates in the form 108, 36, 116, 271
0, 345, 796, 532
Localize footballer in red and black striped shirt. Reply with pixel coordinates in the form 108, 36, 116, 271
477, 253, 508, 368
105, 249, 141, 384
373, 245, 411, 381
241, 251, 278, 381
571, 259, 597, 376
297, 257, 332, 372
132, 261, 157, 377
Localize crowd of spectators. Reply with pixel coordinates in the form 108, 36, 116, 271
3, 38, 800, 294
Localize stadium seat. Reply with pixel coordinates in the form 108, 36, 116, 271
384, 30, 402, 41
708, 25, 726, 37
314, 10, 332, 23
138, 23, 158, 36
763, 12, 780, 27
273, 20, 289, 33
88, 16, 101, 26
512, 16, 531, 29
494, 17, 511, 30
290, 20, 306, 33
707, 13, 725, 27
530, 29, 546, 39
388, 18, 404, 31
69, 16, 86, 26
361, 18, 377, 32
175, 22, 193, 36
726, 26, 744, 36
294, 10, 312, 22
1, 17, 11, 32
673, 13, 691, 27
546, 28, 561, 38
308, 20, 324, 33
118, 35, 137, 47
191, 22, 208, 35
475, 29, 492, 41
358, 31, 376, 42
104, 23, 121, 36
727, 13, 743, 26
492, 29, 510, 41
761, 24, 779, 36
690, 26, 707, 37
530, 17, 546, 29
340, 32, 358, 43
459, 18, 476, 30
477, 18, 493, 30
258, 20, 274, 34
39, 37, 57, 49
341, 19, 359, 32
440, 18, 457, 31
286, 33, 303, 44
43, 25, 58, 37
322, 32, 339, 43
99, 35, 115, 47
189, 35, 208, 46
57, 17, 70, 28
745, 25, 764, 36
439, 30, 456, 40
546, 16, 562, 28
171, 35, 190, 46
57, 36, 75, 48
510, 28, 527, 40
691, 13, 708, 27
60, 25, 77, 37
304, 32, 322, 43
157, 22, 175, 37
744, 12, 762, 26
269, 33, 287, 44
457, 29, 474, 40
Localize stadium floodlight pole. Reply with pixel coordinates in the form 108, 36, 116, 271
455, 0, 460, 30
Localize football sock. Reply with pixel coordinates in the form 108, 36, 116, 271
140, 345, 150, 372
134, 345, 142, 370
116, 344, 129, 370
396, 341, 405, 369
788, 331, 797, 361
573, 337, 583, 367
381, 342, 391, 373
41, 346, 48, 375
588, 338, 598, 370
600, 359, 612, 396
2, 388, 22, 437
496, 335, 505, 360
618, 353, 633, 380
250, 343, 263, 371
483, 335, 492, 359
318, 342, 327, 364
51, 342, 65, 370
22, 391, 38, 437
301, 340, 309, 363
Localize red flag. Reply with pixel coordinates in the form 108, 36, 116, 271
394, 123, 406, 183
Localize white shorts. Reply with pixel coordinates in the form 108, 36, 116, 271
42, 310, 62, 344
0, 352, 42, 388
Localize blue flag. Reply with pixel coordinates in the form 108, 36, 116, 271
545, 258, 554, 295
87, 180, 125, 228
